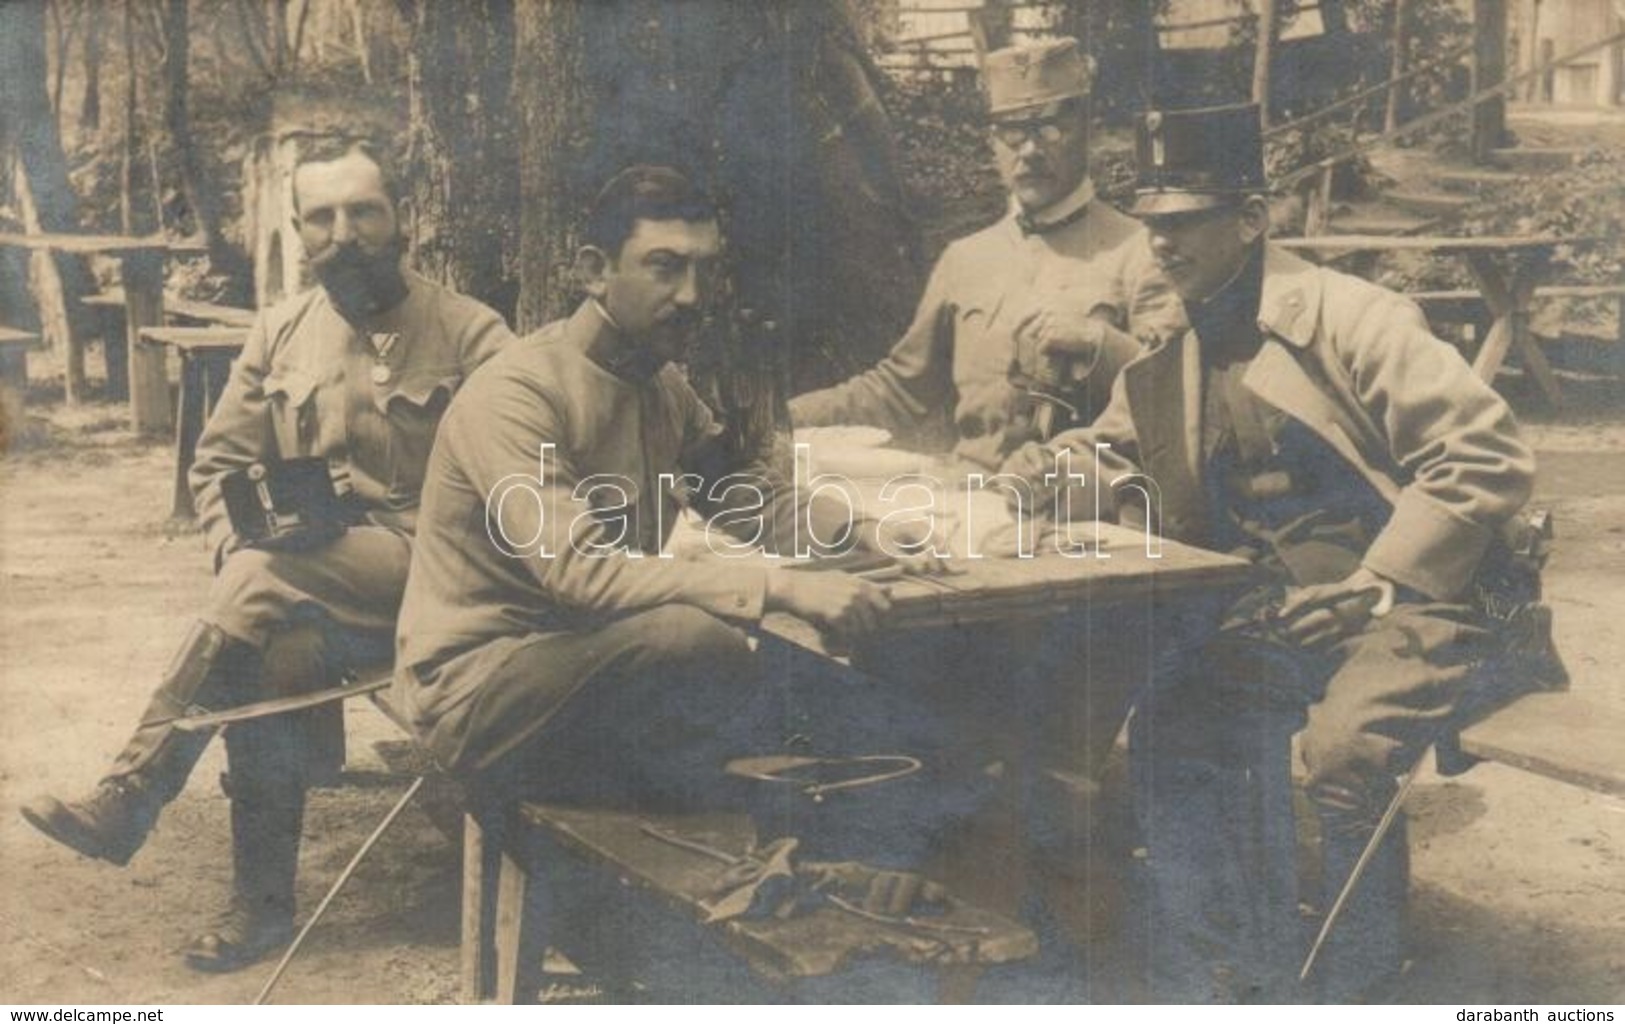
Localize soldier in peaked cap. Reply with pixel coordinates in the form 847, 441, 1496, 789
791, 36, 1180, 470
1003, 103, 1556, 1000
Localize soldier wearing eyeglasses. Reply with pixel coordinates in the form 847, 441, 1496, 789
789, 38, 1180, 471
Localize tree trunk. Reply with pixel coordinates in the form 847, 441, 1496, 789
504, 0, 920, 460
1472, 0, 1510, 162
122, 0, 169, 435
1385, 0, 1412, 133
162, 0, 252, 303
0, 0, 97, 404
405, 0, 520, 321
512, 0, 591, 332
81, 0, 102, 132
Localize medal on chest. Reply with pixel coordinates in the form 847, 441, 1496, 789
367, 332, 400, 385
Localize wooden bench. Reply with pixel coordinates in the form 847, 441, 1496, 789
352, 684, 1037, 1004
1411, 284, 1625, 354
1457, 692, 1625, 798
458, 803, 1036, 1004
186, 627, 1623, 1004
83, 289, 254, 403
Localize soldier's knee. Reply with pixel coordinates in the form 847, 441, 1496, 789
632, 605, 751, 669
213, 546, 277, 591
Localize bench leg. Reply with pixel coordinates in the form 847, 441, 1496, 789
102, 310, 129, 401
494, 833, 549, 1004
460, 812, 502, 1003
171, 353, 207, 519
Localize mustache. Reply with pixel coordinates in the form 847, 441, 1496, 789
661, 309, 705, 332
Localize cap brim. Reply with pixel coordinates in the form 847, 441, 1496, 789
987, 92, 1089, 119
1128, 190, 1241, 217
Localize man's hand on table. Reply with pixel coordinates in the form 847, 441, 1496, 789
766, 571, 893, 645
860, 516, 949, 576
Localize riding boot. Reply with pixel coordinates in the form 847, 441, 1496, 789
184, 712, 304, 973
20, 622, 256, 866
1311, 803, 1409, 1003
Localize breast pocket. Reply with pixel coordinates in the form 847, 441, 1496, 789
263, 369, 320, 458
378, 373, 459, 500
952, 293, 1017, 441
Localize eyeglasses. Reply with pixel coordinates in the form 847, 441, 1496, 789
990, 118, 1068, 148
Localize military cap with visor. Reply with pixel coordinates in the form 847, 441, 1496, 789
982, 37, 1096, 122
1130, 102, 1268, 216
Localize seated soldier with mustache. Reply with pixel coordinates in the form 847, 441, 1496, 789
22, 138, 514, 973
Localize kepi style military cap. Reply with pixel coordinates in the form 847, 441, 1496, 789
1130, 102, 1268, 216
984, 38, 1095, 118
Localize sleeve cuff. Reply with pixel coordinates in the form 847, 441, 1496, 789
1362, 491, 1493, 601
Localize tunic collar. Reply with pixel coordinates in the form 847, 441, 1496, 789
1187, 242, 1266, 367
574, 299, 666, 382
1011, 177, 1096, 235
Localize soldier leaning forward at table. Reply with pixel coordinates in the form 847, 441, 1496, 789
789, 36, 1181, 469
1002, 104, 1566, 1002
395, 167, 1011, 921
21, 138, 514, 973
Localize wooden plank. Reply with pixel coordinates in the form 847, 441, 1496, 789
138, 325, 248, 353
89, 289, 256, 327
0, 326, 40, 344
1412, 284, 1625, 303
1277, 233, 1571, 252
0, 231, 178, 254
1458, 692, 1625, 797
168, 297, 256, 328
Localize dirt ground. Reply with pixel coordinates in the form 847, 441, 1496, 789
0, 363, 1621, 1005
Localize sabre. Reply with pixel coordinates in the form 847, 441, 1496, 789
166, 677, 392, 732
1298, 745, 1429, 984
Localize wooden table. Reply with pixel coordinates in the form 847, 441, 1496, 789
0, 231, 205, 433
1276, 234, 1580, 407
137, 326, 247, 519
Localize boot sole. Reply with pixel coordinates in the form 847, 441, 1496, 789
19, 802, 139, 867
183, 922, 295, 974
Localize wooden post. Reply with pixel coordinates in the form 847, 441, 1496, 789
1305, 161, 1336, 237
1385, 0, 1412, 134
1252, 0, 1279, 126
123, 251, 170, 436
1472, 0, 1509, 163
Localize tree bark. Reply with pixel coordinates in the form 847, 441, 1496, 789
122, 0, 169, 435
81, 0, 102, 132
405, 0, 520, 321
512, 0, 591, 332
1385, 0, 1412, 133
162, 0, 252, 303
1472, 0, 1510, 162
0, 0, 98, 404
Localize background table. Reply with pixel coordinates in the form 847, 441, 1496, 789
1276, 233, 1579, 406
137, 325, 248, 519
0, 231, 205, 432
